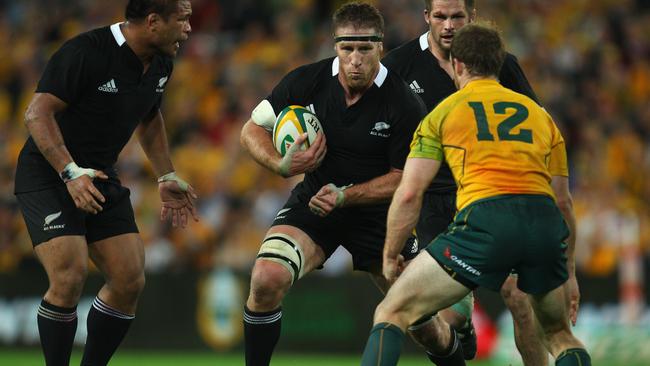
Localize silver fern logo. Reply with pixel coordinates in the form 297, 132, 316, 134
44, 212, 61, 225
43, 211, 65, 231
370, 122, 391, 137
274, 208, 291, 221
156, 76, 169, 92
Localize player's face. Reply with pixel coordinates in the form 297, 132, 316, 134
154, 0, 192, 57
334, 26, 383, 92
424, 0, 471, 55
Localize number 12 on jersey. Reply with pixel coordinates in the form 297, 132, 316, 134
468, 101, 533, 143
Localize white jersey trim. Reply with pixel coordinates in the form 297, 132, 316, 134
331, 57, 388, 88
110, 22, 126, 46
419, 32, 429, 51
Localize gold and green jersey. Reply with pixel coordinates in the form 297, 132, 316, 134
409, 79, 568, 211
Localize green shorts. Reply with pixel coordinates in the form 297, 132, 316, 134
426, 194, 569, 295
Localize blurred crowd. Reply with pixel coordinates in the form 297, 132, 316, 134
0, 0, 649, 285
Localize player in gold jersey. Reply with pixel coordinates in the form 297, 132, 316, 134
410, 81, 566, 213
360, 23, 591, 366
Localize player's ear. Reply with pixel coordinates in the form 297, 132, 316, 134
146, 13, 161, 30
469, 8, 477, 23
423, 9, 430, 25
454, 58, 465, 76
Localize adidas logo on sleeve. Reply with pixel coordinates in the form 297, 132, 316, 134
98, 79, 118, 93
409, 80, 424, 94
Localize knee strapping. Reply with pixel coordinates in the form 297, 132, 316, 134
256, 234, 304, 284
408, 313, 437, 331
450, 292, 475, 321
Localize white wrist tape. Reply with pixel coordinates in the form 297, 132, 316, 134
157, 171, 189, 191
277, 138, 305, 177
59, 162, 96, 182
327, 183, 352, 207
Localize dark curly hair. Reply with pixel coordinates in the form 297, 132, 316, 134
125, 0, 180, 21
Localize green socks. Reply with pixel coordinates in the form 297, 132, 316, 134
556, 348, 591, 366
361, 323, 405, 366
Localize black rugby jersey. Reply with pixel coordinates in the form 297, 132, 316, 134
15, 23, 173, 193
267, 57, 426, 209
383, 32, 539, 194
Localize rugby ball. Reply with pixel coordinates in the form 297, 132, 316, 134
272, 105, 322, 156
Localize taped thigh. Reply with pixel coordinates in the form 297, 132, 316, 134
256, 233, 305, 284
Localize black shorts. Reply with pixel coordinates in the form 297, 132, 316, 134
415, 191, 456, 247
16, 180, 139, 246
271, 192, 418, 272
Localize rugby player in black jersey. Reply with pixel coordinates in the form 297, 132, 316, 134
382, 1, 580, 365
14, 1, 196, 365
240, 2, 466, 365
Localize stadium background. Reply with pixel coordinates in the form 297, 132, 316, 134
0, 0, 649, 364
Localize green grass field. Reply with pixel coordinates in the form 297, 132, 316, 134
1, 350, 645, 366
0, 350, 499, 366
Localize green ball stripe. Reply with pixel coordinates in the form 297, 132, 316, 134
279, 134, 295, 156
291, 107, 311, 148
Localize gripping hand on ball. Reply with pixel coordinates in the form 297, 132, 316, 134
278, 132, 327, 177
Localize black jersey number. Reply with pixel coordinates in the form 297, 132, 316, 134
468, 101, 532, 143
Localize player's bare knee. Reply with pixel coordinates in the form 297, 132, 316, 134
108, 269, 145, 301
373, 301, 393, 323
373, 299, 408, 326
48, 263, 87, 302
249, 260, 292, 307
123, 272, 146, 299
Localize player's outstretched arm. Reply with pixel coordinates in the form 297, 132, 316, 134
552, 175, 580, 326
25, 93, 108, 214
240, 119, 326, 177
308, 167, 402, 217
137, 108, 175, 177
137, 108, 198, 228
383, 158, 441, 283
